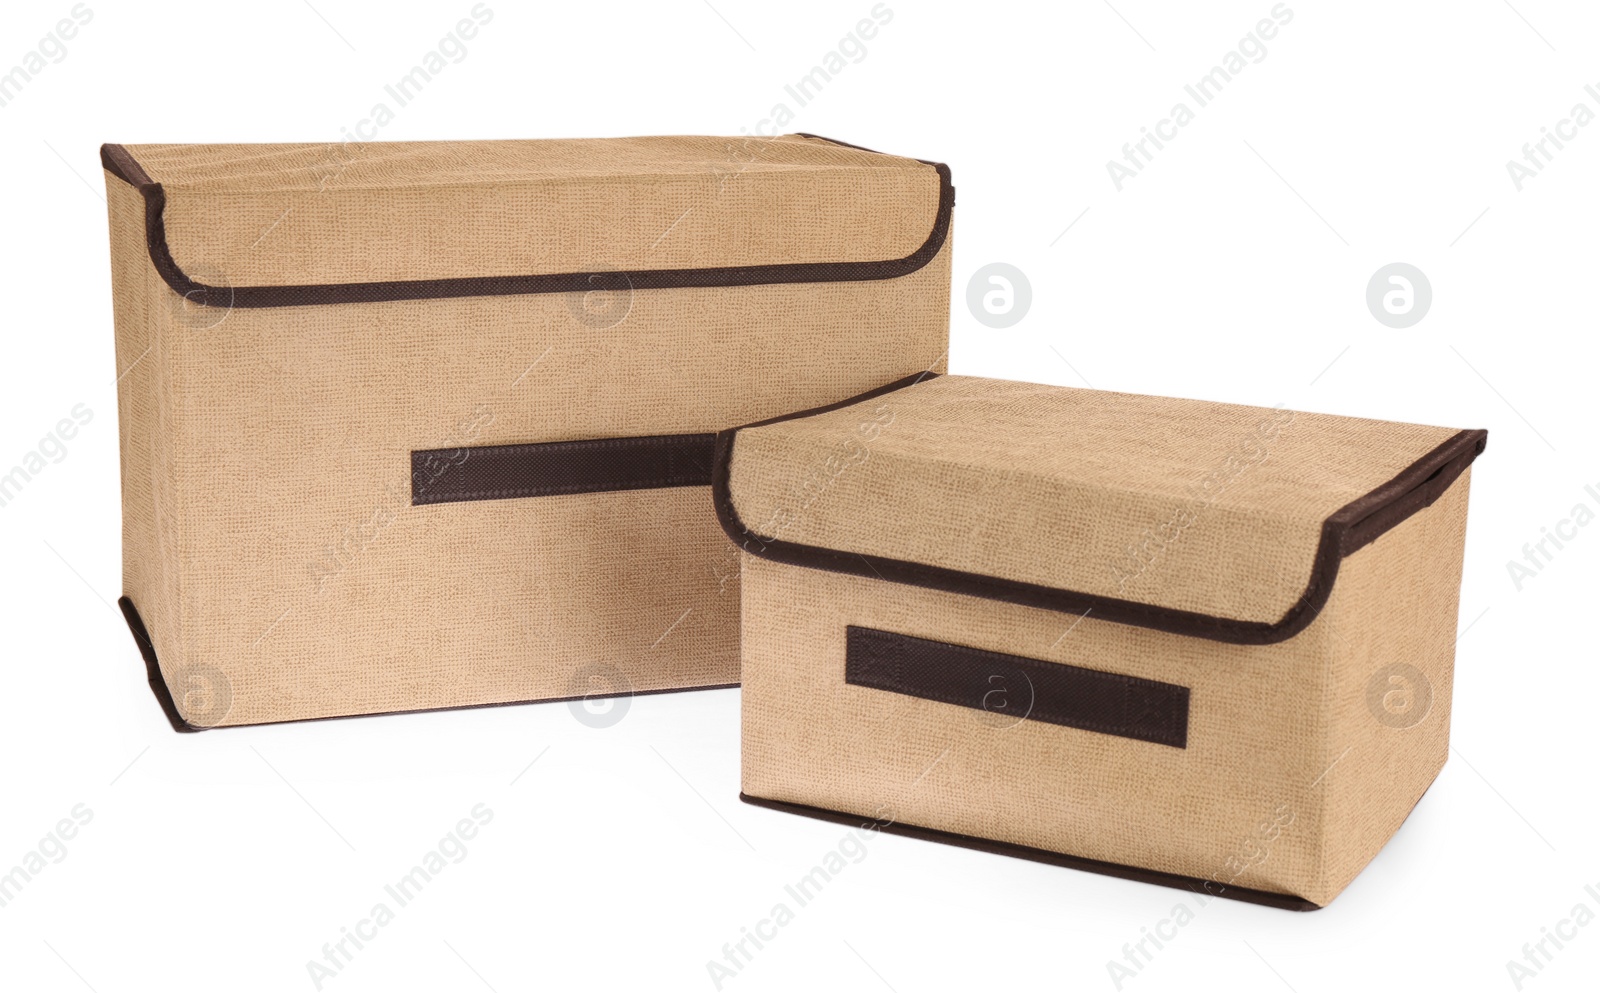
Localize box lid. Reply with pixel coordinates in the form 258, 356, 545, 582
99, 134, 950, 308
714, 374, 1485, 645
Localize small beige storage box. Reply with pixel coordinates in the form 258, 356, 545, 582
717, 374, 1485, 909
101, 135, 951, 729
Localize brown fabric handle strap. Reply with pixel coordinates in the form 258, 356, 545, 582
412, 433, 717, 505
846, 626, 1190, 748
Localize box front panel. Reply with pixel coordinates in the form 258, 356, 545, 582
739, 551, 1334, 902
153, 243, 949, 725
739, 469, 1473, 906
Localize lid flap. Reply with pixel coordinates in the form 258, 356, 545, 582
715, 374, 1485, 645
100, 135, 950, 308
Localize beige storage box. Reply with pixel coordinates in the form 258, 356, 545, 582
717, 374, 1485, 909
100, 135, 951, 730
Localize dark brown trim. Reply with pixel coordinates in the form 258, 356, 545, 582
846, 626, 1189, 747
101, 142, 153, 187
712, 378, 1487, 646
412, 433, 716, 505
98, 142, 953, 310
738, 792, 1322, 911
117, 595, 734, 733
740, 372, 945, 457
793, 133, 888, 154
119, 595, 197, 733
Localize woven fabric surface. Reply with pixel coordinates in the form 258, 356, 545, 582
727, 374, 1463, 626
119, 135, 939, 286
739, 470, 1470, 906
105, 135, 950, 726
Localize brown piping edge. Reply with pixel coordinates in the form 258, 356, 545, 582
119, 595, 199, 733
98, 142, 954, 310
793, 132, 888, 154
738, 792, 1322, 911
117, 595, 735, 733
711, 377, 1487, 646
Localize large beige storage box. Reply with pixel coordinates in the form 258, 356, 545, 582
717, 374, 1484, 909
101, 135, 952, 730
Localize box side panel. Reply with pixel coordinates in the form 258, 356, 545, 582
738, 538, 1334, 902
107, 177, 184, 684
159, 238, 950, 726
1315, 468, 1471, 904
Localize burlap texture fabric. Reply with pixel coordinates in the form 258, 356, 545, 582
729, 376, 1478, 906
124, 137, 939, 285
104, 135, 950, 727
726, 374, 1461, 626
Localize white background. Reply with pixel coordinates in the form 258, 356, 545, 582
1, 1, 1597, 990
